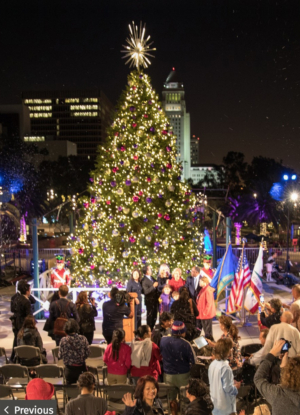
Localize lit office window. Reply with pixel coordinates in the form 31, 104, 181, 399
65, 98, 80, 103
83, 98, 98, 103
28, 106, 52, 111
70, 105, 98, 110
71, 112, 98, 117
30, 113, 52, 118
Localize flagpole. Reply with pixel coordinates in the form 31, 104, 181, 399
241, 240, 252, 327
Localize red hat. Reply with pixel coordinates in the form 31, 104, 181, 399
25, 378, 54, 400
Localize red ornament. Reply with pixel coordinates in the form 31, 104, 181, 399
134, 165, 140, 171
106, 200, 111, 205
144, 114, 148, 118
162, 130, 168, 135
120, 146, 126, 151
164, 215, 170, 221
83, 202, 89, 208
146, 177, 151, 182
112, 167, 119, 173
133, 155, 138, 160
133, 261, 138, 265
132, 123, 137, 128
138, 191, 143, 196
157, 213, 163, 218
181, 236, 185, 240
132, 86, 137, 90
114, 132, 119, 137
132, 196, 139, 202
166, 163, 172, 169
78, 248, 84, 254
90, 264, 95, 269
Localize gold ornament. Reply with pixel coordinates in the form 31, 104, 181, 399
123, 207, 130, 214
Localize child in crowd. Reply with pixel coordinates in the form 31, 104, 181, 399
170, 291, 179, 308
159, 285, 172, 313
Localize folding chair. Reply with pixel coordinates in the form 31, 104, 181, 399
101, 384, 135, 414
0, 348, 9, 364
64, 384, 81, 406
157, 383, 178, 415
241, 343, 262, 356
89, 345, 105, 358
14, 345, 43, 367
0, 385, 15, 400
0, 364, 29, 392
35, 364, 63, 379
52, 347, 64, 368
237, 385, 252, 415
86, 365, 107, 396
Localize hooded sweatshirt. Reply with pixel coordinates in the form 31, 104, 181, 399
254, 353, 300, 415
131, 339, 161, 380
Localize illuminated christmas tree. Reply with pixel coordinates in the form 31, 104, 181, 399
69, 22, 203, 285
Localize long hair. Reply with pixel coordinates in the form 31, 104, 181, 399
131, 269, 142, 282
17, 315, 36, 339
134, 325, 150, 340
219, 315, 239, 342
76, 291, 88, 309
111, 329, 125, 361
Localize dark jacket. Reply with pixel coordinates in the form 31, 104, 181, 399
184, 276, 201, 301
48, 298, 79, 331
171, 299, 199, 341
78, 303, 98, 333
141, 276, 159, 305
65, 393, 107, 415
160, 336, 196, 375
122, 398, 164, 415
157, 275, 172, 293
260, 311, 281, 328
254, 353, 300, 415
15, 295, 33, 331
126, 280, 142, 302
102, 299, 131, 338
184, 395, 214, 415
152, 325, 172, 348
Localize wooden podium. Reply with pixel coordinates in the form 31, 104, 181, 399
123, 292, 137, 343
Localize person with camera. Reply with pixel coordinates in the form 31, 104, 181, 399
259, 298, 282, 329
102, 287, 133, 344
141, 265, 160, 330
262, 311, 300, 357
75, 291, 98, 345
254, 339, 300, 415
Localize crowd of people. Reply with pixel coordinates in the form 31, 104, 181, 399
8, 264, 300, 415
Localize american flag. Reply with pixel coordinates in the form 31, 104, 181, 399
227, 250, 251, 313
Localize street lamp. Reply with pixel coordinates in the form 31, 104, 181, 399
286, 192, 298, 271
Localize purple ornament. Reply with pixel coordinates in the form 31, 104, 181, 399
151, 163, 154, 168
166, 146, 171, 152
150, 127, 155, 133
71, 236, 76, 241
161, 168, 165, 173
133, 144, 138, 148
125, 180, 131, 186
99, 180, 103, 185
148, 100, 152, 105
118, 206, 123, 211
143, 218, 148, 222
120, 160, 124, 165
122, 125, 126, 130
158, 194, 163, 198
90, 254, 94, 258
166, 123, 170, 127
186, 270, 190, 274
154, 242, 160, 247
132, 115, 136, 119
158, 106, 161, 110
109, 215, 114, 219
117, 269, 120, 272
89, 178, 94, 182
177, 176, 181, 180
119, 223, 125, 228
155, 225, 159, 230
110, 181, 116, 187
139, 74, 143, 79
146, 197, 152, 203
104, 247, 107, 251
129, 106, 136, 112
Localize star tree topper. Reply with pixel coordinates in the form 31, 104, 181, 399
121, 21, 156, 71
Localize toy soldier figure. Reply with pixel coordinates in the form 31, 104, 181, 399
200, 255, 214, 283
50, 255, 71, 289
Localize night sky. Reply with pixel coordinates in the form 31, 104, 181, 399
1, 0, 300, 171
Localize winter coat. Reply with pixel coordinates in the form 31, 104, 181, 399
254, 353, 300, 415
168, 277, 185, 292
159, 293, 171, 313
121, 398, 164, 415
259, 310, 281, 328
15, 295, 33, 331
141, 276, 159, 306
184, 395, 214, 415
160, 336, 196, 375
151, 325, 172, 348
131, 340, 162, 380
196, 285, 216, 320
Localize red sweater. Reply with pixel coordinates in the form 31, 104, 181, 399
168, 277, 185, 292
196, 285, 216, 320
103, 343, 131, 375
131, 342, 162, 380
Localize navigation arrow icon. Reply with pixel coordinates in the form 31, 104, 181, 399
4, 406, 9, 414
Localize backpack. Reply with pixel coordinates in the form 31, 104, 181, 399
53, 301, 69, 337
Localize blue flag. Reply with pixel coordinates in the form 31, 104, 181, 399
210, 244, 238, 300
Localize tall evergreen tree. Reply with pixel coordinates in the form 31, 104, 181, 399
69, 70, 202, 286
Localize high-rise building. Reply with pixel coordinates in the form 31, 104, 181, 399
0, 104, 30, 138
162, 69, 191, 180
22, 89, 113, 157
191, 134, 200, 165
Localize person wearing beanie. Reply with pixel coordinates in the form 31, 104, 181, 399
25, 378, 54, 400
160, 321, 196, 405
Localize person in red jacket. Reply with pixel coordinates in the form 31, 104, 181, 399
131, 325, 162, 383
169, 268, 185, 292
196, 277, 216, 340
50, 255, 71, 289
103, 328, 131, 385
